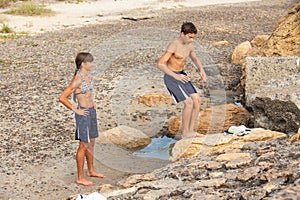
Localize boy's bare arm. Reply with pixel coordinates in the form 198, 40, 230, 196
190, 51, 207, 82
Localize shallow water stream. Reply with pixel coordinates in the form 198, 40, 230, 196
133, 136, 178, 160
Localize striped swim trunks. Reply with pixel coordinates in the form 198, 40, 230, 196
164, 71, 197, 103
75, 106, 99, 143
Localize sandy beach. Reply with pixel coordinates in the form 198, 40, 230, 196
1, 0, 260, 34
0, 0, 298, 199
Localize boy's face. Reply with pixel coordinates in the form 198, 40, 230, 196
182, 33, 196, 44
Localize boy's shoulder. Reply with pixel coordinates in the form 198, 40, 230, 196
172, 38, 181, 44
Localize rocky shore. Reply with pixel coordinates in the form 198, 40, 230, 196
0, 0, 299, 199
99, 135, 300, 199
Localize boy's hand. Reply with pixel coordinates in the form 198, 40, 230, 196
200, 71, 207, 83
175, 74, 190, 83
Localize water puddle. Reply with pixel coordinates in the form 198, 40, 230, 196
133, 136, 178, 160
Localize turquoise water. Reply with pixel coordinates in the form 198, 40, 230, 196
133, 136, 178, 160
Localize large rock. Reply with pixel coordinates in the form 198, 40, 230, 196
168, 104, 253, 136
245, 56, 300, 134
261, 2, 300, 56
197, 104, 252, 134
238, 2, 300, 91
170, 128, 287, 161
246, 2, 300, 57
231, 41, 252, 65
241, 2, 300, 134
250, 35, 269, 48
98, 125, 151, 149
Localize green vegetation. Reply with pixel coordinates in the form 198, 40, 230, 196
0, 0, 13, 9
0, 24, 28, 40
4, 2, 55, 16
29, 42, 39, 47
0, 24, 14, 33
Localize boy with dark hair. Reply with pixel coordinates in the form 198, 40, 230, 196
181, 22, 197, 35
157, 22, 207, 138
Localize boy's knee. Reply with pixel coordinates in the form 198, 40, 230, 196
184, 98, 193, 106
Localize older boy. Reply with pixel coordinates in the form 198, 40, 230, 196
157, 22, 207, 138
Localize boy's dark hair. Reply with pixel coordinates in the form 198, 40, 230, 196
181, 22, 197, 35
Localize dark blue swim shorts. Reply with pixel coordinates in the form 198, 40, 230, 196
164, 71, 197, 103
75, 106, 99, 143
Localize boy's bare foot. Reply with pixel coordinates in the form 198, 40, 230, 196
87, 172, 106, 178
182, 132, 204, 139
76, 179, 95, 186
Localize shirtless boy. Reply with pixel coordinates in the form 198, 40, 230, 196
157, 22, 207, 138
59, 52, 105, 186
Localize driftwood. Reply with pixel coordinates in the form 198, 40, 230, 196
121, 16, 155, 21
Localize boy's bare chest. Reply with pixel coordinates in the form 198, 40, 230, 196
173, 45, 190, 59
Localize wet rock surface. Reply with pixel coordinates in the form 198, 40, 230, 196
0, 0, 298, 199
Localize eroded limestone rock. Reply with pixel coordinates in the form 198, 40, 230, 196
98, 125, 151, 149
245, 56, 300, 134
231, 41, 252, 65
168, 103, 253, 136
170, 128, 286, 161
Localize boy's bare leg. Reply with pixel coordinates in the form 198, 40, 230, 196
76, 142, 95, 186
182, 94, 203, 138
86, 139, 105, 178
181, 98, 193, 137
189, 94, 201, 133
